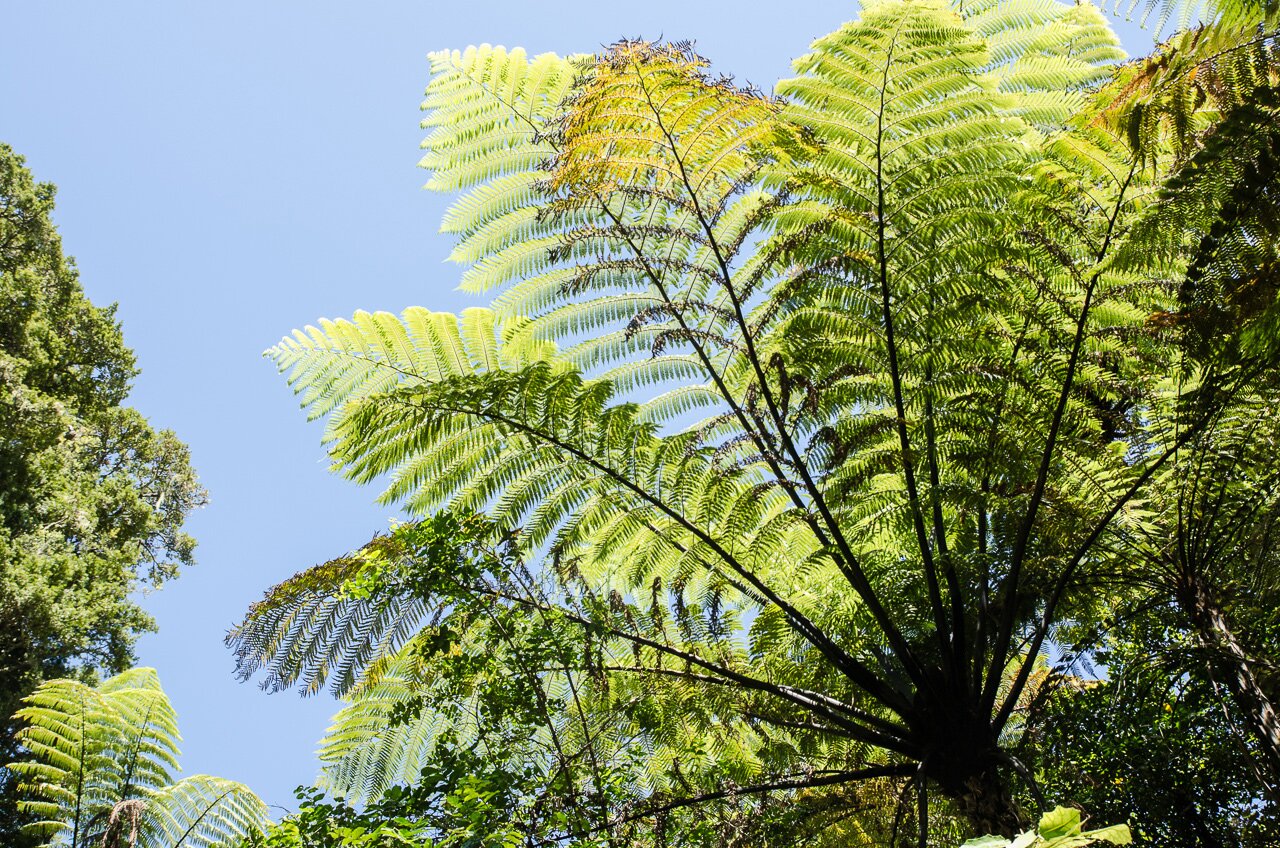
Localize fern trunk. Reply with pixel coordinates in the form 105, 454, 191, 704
1182, 575, 1280, 801
952, 761, 1024, 839
914, 685, 1028, 838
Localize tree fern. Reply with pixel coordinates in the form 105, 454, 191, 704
8, 669, 267, 848
237, 0, 1280, 842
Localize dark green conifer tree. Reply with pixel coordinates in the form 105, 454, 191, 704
0, 144, 206, 843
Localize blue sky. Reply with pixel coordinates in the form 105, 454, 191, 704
1, 1, 1156, 813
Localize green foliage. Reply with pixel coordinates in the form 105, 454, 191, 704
246, 750, 600, 848
1033, 624, 1280, 847
0, 144, 206, 842
7, 668, 268, 848
1025, 386, 1280, 839
962, 806, 1131, 848
1030, 403, 1280, 843
234, 0, 1280, 843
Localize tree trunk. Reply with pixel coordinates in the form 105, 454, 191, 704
953, 762, 1024, 838
1182, 575, 1280, 801
913, 680, 1028, 839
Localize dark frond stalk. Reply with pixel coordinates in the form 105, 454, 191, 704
870, 29, 955, 677
984, 158, 1140, 714
973, 316, 1033, 696
170, 787, 237, 848
602, 764, 914, 831
742, 710, 854, 737
591, 211, 922, 701
414, 399, 906, 712
608, 663, 907, 740
632, 508, 915, 734
999, 751, 1047, 812
630, 54, 928, 690
915, 768, 929, 848
73, 688, 88, 848
474, 581, 916, 751
439, 55, 851, 615
889, 775, 915, 848
637, 518, 767, 606
114, 698, 158, 803
924, 360, 969, 688
994, 413, 1212, 731
597, 199, 803, 501
411, 393, 913, 716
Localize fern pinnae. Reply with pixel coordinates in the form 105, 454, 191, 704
384, 423, 499, 509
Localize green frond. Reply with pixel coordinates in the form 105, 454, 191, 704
421, 45, 575, 198
267, 306, 558, 437
964, 0, 1126, 130
316, 653, 448, 802
144, 776, 268, 848
227, 552, 431, 697
1099, 0, 1276, 38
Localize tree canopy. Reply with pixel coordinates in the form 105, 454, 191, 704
230, 0, 1280, 844
0, 144, 207, 840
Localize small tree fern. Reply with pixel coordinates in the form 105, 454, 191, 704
7, 668, 268, 848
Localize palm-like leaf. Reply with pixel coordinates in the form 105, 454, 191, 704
238, 0, 1280, 840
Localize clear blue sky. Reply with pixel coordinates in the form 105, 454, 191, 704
0, 1, 1155, 813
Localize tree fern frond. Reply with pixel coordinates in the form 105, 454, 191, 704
143, 777, 268, 848
227, 552, 431, 697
